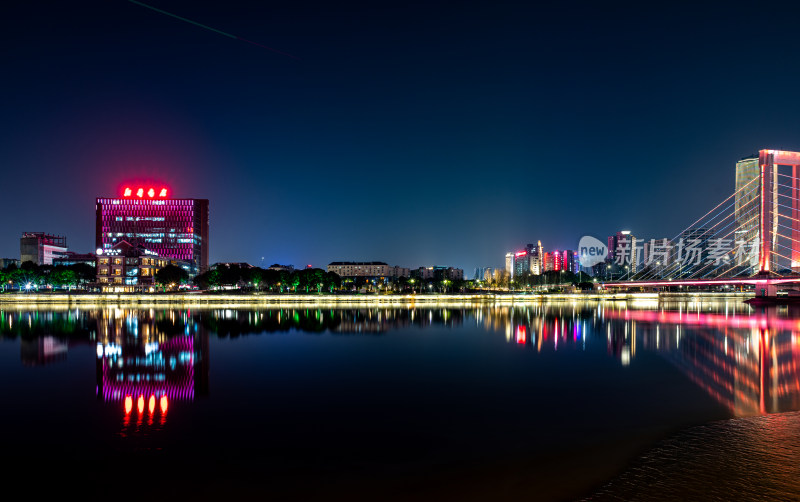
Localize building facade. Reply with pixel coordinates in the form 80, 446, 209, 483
96, 240, 173, 292
95, 185, 209, 274
734, 155, 760, 273
53, 252, 96, 267
20, 232, 68, 265
412, 266, 464, 281
0, 258, 20, 269
327, 262, 410, 278
505, 252, 515, 279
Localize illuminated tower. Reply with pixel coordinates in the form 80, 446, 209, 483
756, 150, 800, 273
96, 185, 209, 274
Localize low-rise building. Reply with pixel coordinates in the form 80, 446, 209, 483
412, 266, 464, 281
327, 262, 410, 278
96, 240, 176, 292
211, 262, 254, 269
20, 232, 68, 265
267, 264, 294, 272
53, 252, 96, 267
0, 258, 20, 269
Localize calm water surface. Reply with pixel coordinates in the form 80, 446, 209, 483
1, 300, 799, 500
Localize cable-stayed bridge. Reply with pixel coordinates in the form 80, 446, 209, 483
605, 149, 800, 297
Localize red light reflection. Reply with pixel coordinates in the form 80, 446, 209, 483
516, 325, 527, 344
604, 309, 800, 331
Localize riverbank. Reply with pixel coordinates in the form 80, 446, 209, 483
0, 291, 753, 306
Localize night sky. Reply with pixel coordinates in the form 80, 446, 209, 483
3, 1, 800, 273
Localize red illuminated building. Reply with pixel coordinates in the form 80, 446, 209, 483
96, 185, 209, 274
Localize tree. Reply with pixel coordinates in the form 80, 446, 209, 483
217, 265, 246, 288
51, 268, 78, 291
244, 268, 265, 290
324, 271, 341, 293
194, 268, 221, 290
155, 264, 189, 290
71, 263, 96, 285
261, 269, 281, 291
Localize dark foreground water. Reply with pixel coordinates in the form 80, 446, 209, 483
1, 300, 799, 500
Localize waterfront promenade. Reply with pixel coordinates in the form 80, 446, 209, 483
0, 291, 752, 306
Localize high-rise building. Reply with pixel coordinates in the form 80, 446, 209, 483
543, 251, 564, 272
20, 232, 67, 265
606, 230, 640, 277
529, 241, 543, 275
513, 249, 530, 277
735, 155, 760, 272
505, 252, 515, 279
509, 243, 543, 278
562, 250, 578, 273
673, 228, 712, 277
95, 185, 209, 274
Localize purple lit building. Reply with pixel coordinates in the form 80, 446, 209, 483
95, 185, 209, 274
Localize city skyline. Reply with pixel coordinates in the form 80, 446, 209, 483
4, 2, 800, 272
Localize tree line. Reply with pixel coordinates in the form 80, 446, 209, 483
193, 265, 342, 293
0, 262, 95, 291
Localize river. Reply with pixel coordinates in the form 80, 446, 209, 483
0, 299, 796, 500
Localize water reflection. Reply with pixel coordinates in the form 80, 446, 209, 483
3, 302, 800, 420
91, 309, 210, 435
600, 303, 800, 416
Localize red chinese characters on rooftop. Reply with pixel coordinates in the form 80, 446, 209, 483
123, 186, 169, 198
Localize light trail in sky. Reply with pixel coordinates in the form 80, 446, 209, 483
128, 0, 299, 60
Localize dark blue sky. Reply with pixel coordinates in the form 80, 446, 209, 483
3, 1, 800, 272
